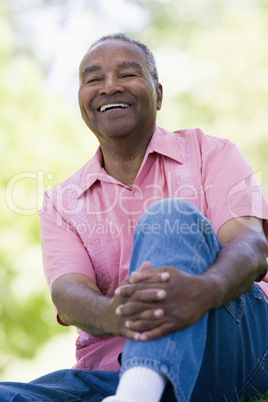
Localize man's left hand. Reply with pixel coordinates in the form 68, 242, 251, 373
115, 264, 212, 341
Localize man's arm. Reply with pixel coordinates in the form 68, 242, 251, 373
51, 263, 168, 340
52, 273, 125, 338
203, 216, 267, 306
115, 216, 268, 341
52, 216, 267, 342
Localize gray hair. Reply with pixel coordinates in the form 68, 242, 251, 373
82, 33, 159, 87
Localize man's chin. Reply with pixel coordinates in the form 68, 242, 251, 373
94, 126, 134, 141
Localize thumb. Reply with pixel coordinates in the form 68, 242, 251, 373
128, 261, 151, 283
137, 261, 151, 272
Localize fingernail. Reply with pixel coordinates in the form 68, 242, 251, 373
134, 333, 140, 341
114, 288, 120, 295
161, 273, 170, 280
154, 309, 163, 318
115, 307, 121, 315
125, 321, 130, 328
156, 290, 166, 299
140, 334, 148, 341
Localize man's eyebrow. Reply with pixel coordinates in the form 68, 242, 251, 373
81, 64, 101, 77
118, 61, 143, 70
80, 61, 144, 81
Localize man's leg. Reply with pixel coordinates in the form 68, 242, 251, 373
105, 199, 268, 401
0, 369, 119, 401
191, 287, 268, 401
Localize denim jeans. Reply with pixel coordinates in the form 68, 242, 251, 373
0, 199, 267, 401
0, 370, 119, 401
121, 199, 268, 401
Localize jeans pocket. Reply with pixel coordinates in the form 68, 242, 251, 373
223, 283, 267, 324
247, 283, 268, 303
232, 349, 268, 400
223, 295, 245, 323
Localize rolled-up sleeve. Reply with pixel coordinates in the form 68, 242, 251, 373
38, 192, 96, 292
198, 133, 268, 237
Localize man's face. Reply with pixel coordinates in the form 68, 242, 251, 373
78, 39, 163, 144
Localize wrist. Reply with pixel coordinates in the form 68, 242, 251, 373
98, 295, 124, 337
199, 272, 225, 311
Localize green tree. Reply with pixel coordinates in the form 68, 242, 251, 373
1, 0, 267, 380
132, 0, 268, 192
0, 0, 97, 375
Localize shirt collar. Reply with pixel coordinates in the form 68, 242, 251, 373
146, 125, 183, 163
78, 125, 183, 197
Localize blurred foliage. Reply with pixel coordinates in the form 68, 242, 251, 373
0, 0, 268, 378
0, 0, 97, 375
134, 0, 268, 190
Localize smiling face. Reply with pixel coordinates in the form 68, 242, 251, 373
78, 39, 163, 147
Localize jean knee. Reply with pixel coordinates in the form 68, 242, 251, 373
140, 199, 202, 223
134, 198, 220, 264
136, 199, 213, 239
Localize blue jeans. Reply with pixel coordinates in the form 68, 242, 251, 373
121, 199, 268, 401
0, 199, 267, 401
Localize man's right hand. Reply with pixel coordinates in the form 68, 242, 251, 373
112, 261, 172, 340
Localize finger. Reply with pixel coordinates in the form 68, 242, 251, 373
114, 284, 136, 297
123, 307, 165, 323
137, 322, 174, 341
129, 270, 170, 284
136, 261, 151, 272
115, 287, 167, 302
116, 301, 144, 316
125, 317, 164, 332
123, 328, 145, 341
116, 299, 165, 316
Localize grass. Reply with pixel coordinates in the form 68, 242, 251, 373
241, 391, 268, 401
218, 390, 268, 401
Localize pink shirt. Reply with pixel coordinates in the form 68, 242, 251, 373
39, 126, 268, 371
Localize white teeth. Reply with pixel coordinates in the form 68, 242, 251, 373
100, 103, 130, 112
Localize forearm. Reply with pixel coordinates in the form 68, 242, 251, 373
202, 232, 268, 310
52, 274, 118, 337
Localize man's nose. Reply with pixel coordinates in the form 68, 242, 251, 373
100, 75, 124, 95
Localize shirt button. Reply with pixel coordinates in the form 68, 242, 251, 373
134, 191, 141, 198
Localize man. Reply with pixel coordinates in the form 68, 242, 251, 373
1, 33, 268, 401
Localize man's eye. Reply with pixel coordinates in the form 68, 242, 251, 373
122, 74, 136, 78
86, 78, 101, 84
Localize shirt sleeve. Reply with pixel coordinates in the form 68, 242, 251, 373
196, 131, 268, 238
38, 192, 96, 292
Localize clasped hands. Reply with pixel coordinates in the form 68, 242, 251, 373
113, 261, 211, 342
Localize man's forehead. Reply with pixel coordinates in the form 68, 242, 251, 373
81, 61, 144, 76
81, 39, 147, 68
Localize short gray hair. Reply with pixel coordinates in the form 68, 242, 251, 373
83, 33, 159, 87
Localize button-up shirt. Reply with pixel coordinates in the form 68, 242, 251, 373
39, 125, 268, 371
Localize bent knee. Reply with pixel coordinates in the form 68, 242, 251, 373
143, 198, 201, 219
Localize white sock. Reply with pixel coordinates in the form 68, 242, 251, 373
114, 366, 167, 402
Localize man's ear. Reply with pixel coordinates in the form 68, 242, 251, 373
155, 83, 163, 111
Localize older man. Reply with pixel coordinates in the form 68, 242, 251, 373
1, 33, 268, 401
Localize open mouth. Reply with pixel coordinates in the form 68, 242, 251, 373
99, 103, 130, 112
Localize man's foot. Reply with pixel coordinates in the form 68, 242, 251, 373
102, 367, 166, 402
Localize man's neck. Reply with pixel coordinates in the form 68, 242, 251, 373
101, 140, 149, 187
